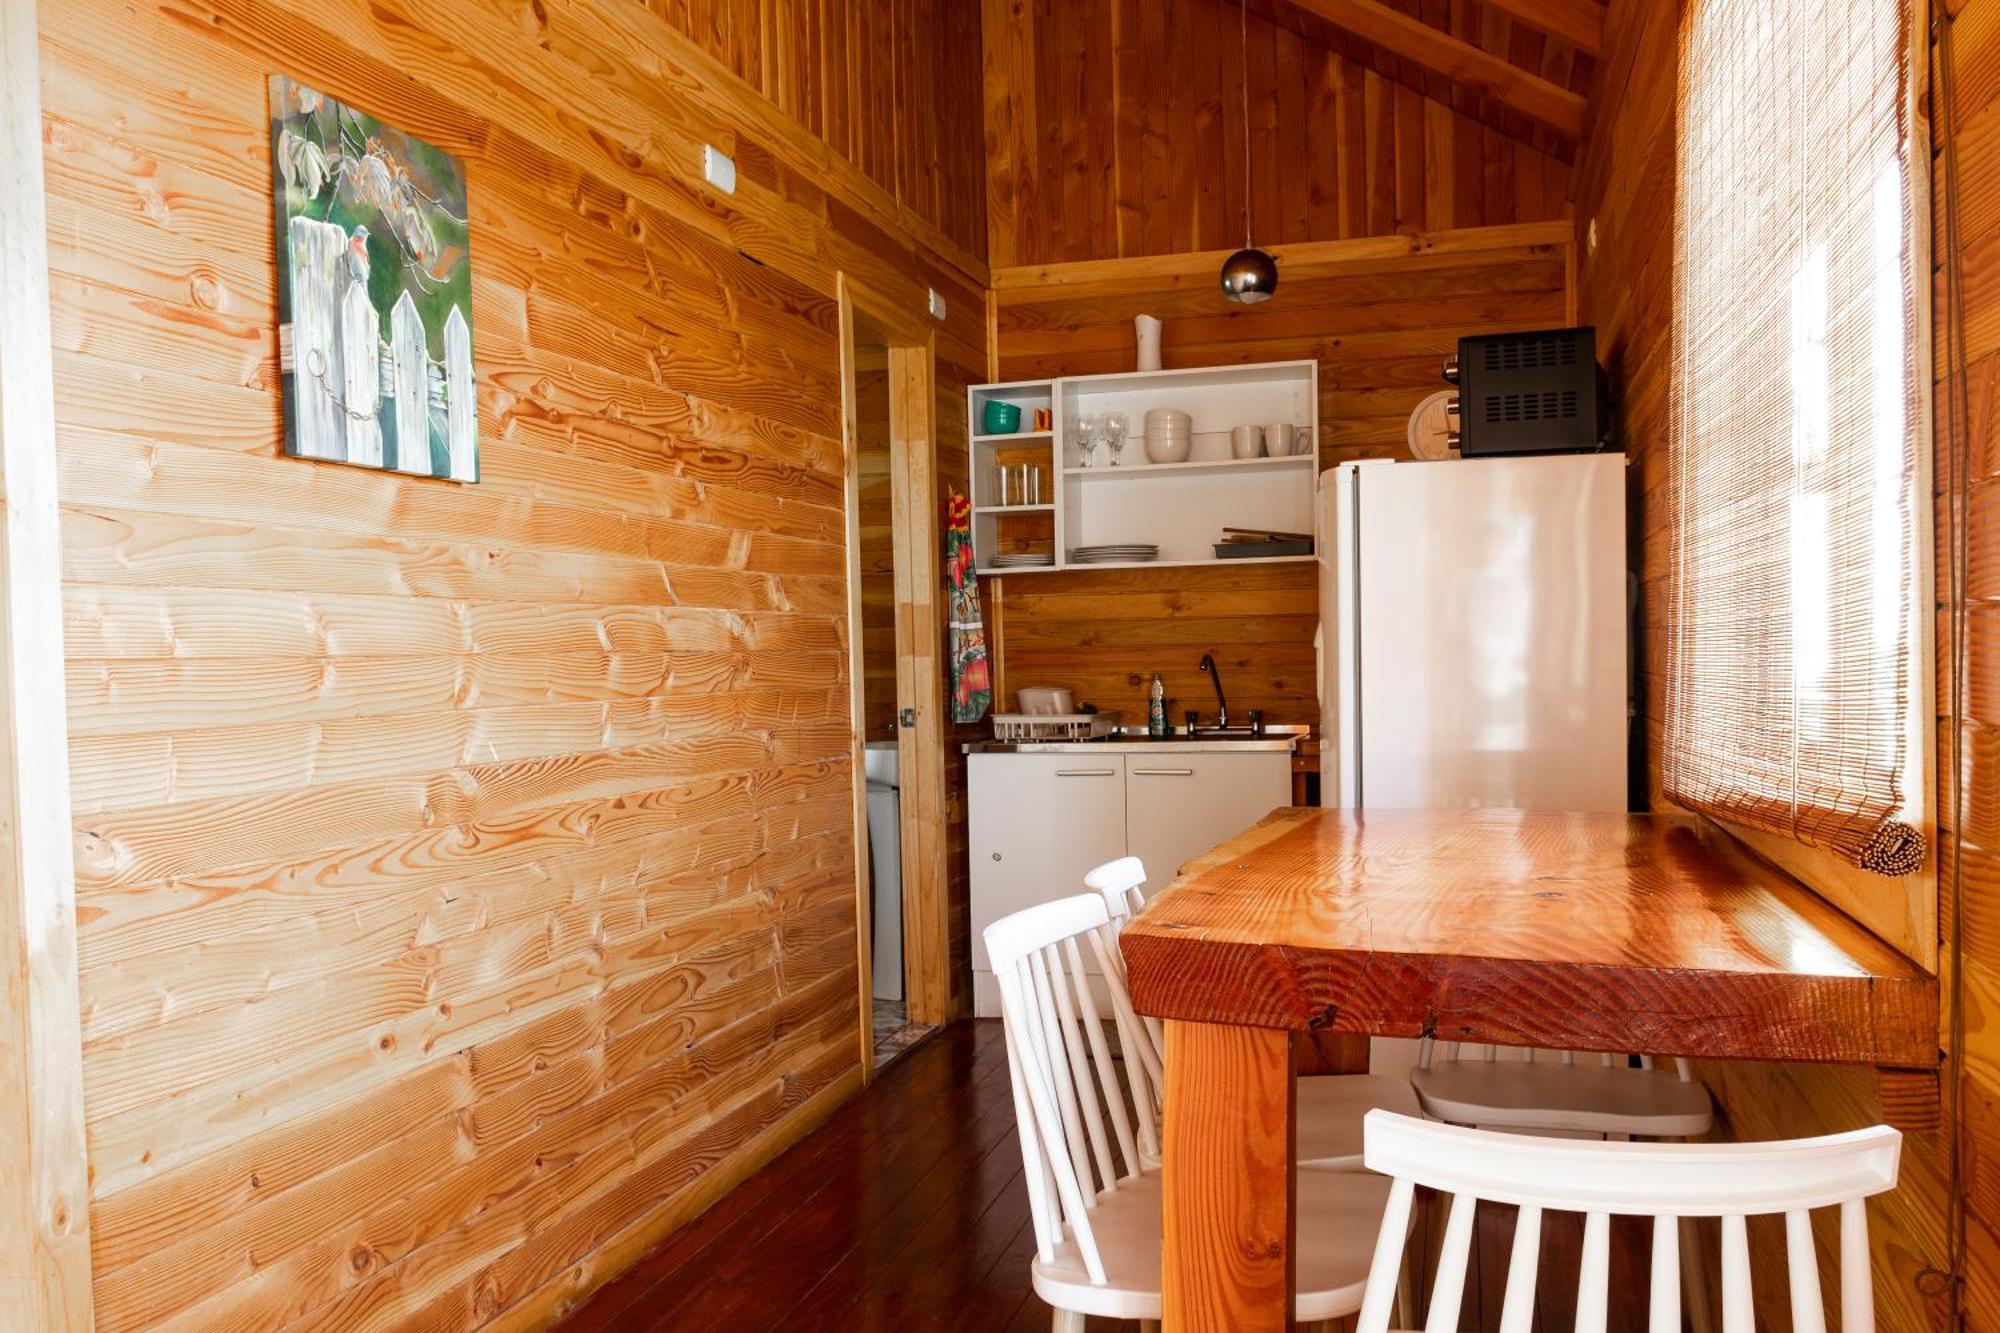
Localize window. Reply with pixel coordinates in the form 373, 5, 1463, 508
1665, 0, 1927, 875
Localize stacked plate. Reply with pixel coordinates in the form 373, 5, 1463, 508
1070, 544, 1159, 564
987, 551, 1055, 569
1143, 408, 1192, 464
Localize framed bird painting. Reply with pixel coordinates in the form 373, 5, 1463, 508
269, 75, 478, 482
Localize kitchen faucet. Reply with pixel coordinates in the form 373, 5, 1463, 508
1197, 652, 1229, 730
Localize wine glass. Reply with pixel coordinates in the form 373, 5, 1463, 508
1074, 414, 1101, 469
1103, 412, 1129, 467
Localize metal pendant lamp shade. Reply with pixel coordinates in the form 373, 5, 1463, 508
1220, 246, 1278, 303
1219, 0, 1275, 304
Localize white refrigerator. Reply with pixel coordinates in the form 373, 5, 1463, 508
1318, 454, 1629, 812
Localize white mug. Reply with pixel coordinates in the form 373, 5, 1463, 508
1230, 424, 1263, 459
1264, 423, 1295, 457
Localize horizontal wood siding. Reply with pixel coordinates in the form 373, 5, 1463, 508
39, 0, 986, 1323
989, 226, 1570, 727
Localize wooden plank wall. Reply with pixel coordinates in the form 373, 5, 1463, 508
37, 0, 987, 1323
1940, 0, 2000, 1319
1575, 0, 1958, 1326
652, 0, 987, 262
988, 224, 1571, 726
979, 0, 1582, 267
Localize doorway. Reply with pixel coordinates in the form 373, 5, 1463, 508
839, 276, 948, 1079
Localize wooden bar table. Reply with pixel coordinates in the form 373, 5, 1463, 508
1117, 806, 1939, 1333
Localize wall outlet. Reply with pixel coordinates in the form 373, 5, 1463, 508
702, 144, 737, 195
927, 287, 947, 321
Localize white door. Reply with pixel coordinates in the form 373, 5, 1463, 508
1347, 454, 1628, 811
1124, 751, 1292, 885
969, 754, 1129, 1016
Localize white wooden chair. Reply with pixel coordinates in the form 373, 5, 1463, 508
1352, 1109, 1901, 1333
1411, 1039, 1715, 1138
986, 894, 1395, 1330
1084, 855, 1424, 1171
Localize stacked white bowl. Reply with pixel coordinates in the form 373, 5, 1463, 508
1143, 408, 1192, 463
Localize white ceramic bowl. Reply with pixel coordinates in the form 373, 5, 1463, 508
1144, 408, 1191, 435
1145, 434, 1193, 463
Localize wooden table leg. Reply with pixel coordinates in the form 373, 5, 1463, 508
1161, 1021, 1296, 1332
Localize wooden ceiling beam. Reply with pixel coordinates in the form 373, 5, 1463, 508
1282, 0, 1587, 139
1477, 0, 1606, 57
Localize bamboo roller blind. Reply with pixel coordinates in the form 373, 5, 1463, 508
1665, 0, 1925, 875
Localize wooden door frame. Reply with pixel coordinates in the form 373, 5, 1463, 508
0, 0, 95, 1322
837, 274, 950, 1081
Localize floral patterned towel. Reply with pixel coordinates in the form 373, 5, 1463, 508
945, 489, 992, 723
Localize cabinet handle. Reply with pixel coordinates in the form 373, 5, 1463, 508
1054, 768, 1117, 777
1131, 767, 1195, 777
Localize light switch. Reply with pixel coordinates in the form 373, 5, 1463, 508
702, 144, 737, 195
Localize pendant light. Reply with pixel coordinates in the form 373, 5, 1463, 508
1219, 0, 1277, 303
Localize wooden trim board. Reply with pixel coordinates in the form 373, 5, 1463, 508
990, 220, 1576, 296
0, 0, 94, 1320
1282, 0, 1587, 138
837, 276, 876, 1083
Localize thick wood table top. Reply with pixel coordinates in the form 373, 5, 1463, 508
1119, 807, 1939, 1068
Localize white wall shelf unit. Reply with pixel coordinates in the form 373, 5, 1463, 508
966, 360, 1318, 575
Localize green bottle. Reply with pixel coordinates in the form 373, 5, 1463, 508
1147, 673, 1167, 738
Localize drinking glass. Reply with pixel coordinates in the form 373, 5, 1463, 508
1103, 412, 1129, 467
1074, 414, 1101, 469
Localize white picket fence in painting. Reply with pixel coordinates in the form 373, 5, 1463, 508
284, 215, 476, 481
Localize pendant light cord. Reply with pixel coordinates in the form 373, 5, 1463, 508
1240, 0, 1253, 250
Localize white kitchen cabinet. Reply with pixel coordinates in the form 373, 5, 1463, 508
969, 747, 1293, 1016
968, 754, 1129, 1014
1124, 751, 1294, 887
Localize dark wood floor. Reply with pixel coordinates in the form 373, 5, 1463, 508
553, 1019, 1127, 1332
552, 1020, 1658, 1332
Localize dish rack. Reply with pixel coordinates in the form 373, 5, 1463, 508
990, 711, 1122, 742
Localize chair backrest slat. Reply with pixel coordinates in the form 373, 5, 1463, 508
1084, 857, 1165, 1057
1575, 1211, 1610, 1333
1648, 1216, 1681, 1333
1496, 1203, 1541, 1333
1027, 946, 1094, 1203
1841, 1198, 1874, 1333
1063, 933, 1140, 1175
998, 1005, 1059, 1263
1082, 924, 1163, 1162
1786, 1209, 1828, 1333
1354, 1111, 1901, 1333
1423, 1191, 1478, 1333
1721, 1214, 1753, 1333
1044, 939, 1118, 1193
